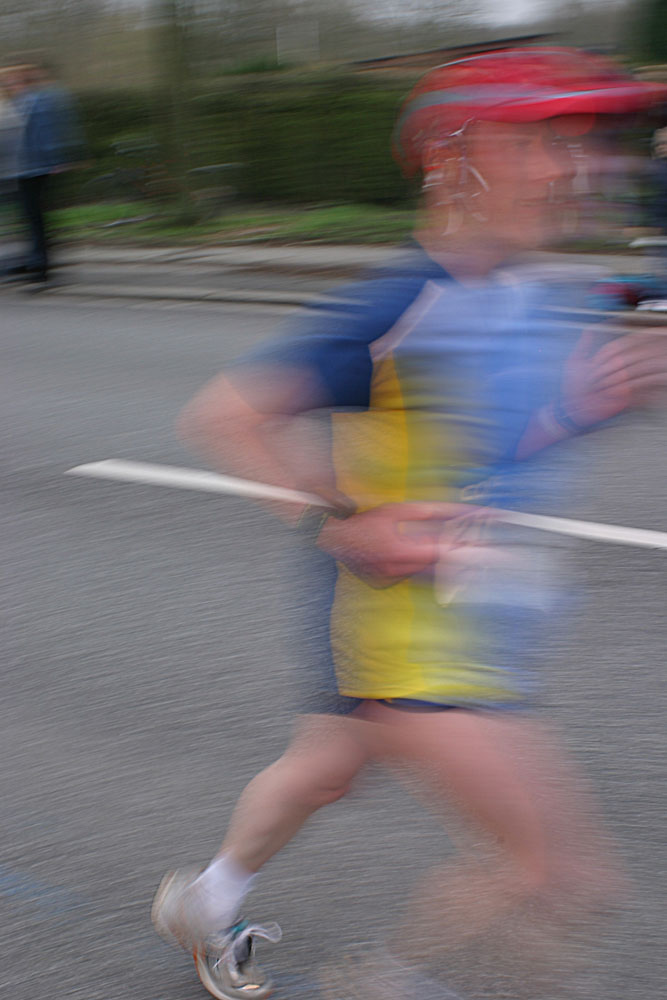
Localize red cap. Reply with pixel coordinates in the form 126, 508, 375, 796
393, 47, 667, 176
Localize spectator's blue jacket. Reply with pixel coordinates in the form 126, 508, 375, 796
14, 86, 82, 178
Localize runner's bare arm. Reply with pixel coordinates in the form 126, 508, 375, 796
179, 366, 473, 582
178, 366, 332, 525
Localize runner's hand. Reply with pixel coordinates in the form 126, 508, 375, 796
317, 502, 479, 586
560, 328, 667, 428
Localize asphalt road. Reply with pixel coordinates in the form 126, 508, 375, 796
1, 289, 666, 1000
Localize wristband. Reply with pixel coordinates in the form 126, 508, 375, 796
295, 505, 334, 540
537, 403, 569, 441
295, 499, 356, 542
553, 397, 588, 435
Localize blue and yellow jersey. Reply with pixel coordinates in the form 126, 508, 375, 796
242, 249, 580, 709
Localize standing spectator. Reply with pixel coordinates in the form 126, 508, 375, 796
0, 67, 22, 259
4, 60, 82, 284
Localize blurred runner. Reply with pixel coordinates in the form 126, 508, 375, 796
152, 48, 667, 1000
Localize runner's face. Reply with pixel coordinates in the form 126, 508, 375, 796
463, 118, 588, 251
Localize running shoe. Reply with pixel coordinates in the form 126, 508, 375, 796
151, 867, 281, 1000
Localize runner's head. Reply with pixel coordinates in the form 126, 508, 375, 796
394, 46, 667, 253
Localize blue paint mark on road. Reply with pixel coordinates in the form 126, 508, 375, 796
0, 863, 87, 916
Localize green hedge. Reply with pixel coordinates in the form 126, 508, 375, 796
71, 74, 414, 207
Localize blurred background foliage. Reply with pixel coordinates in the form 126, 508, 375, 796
1, 0, 666, 226
0, 0, 652, 88
635, 0, 667, 63
74, 75, 410, 207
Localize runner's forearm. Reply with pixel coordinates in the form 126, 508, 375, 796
178, 373, 331, 525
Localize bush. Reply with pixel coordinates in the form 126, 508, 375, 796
77, 90, 158, 161
231, 78, 409, 204
70, 73, 414, 208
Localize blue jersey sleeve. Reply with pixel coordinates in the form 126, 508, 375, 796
235, 253, 448, 411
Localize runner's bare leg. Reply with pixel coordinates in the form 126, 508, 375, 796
220, 713, 372, 873
363, 704, 624, 991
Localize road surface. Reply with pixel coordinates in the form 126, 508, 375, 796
1, 288, 665, 999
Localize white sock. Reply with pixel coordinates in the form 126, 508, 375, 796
193, 854, 256, 930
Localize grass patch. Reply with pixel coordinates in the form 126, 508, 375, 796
276, 204, 414, 243
221, 57, 293, 75
50, 201, 415, 246
50, 201, 642, 254
50, 202, 158, 239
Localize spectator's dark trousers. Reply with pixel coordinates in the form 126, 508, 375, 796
17, 173, 50, 278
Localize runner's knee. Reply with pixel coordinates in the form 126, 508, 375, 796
306, 777, 353, 807
292, 758, 356, 806
269, 752, 357, 808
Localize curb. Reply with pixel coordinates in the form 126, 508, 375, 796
57, 244, 401, 276
44, 283, 667, 325
48, 282, 353, 308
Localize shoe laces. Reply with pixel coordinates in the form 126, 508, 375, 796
210, 919, 282, 974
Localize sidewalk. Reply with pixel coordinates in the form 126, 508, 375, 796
41, 242, 404, 308
6, 240, 667, 310
57, 243, 403, 273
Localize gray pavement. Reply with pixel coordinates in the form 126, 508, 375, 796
3, 238, 403, 308
36, 242, 403, 306
1, 289, 666, 1000
57, 243, 404, 272
4, 238, 667, 309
